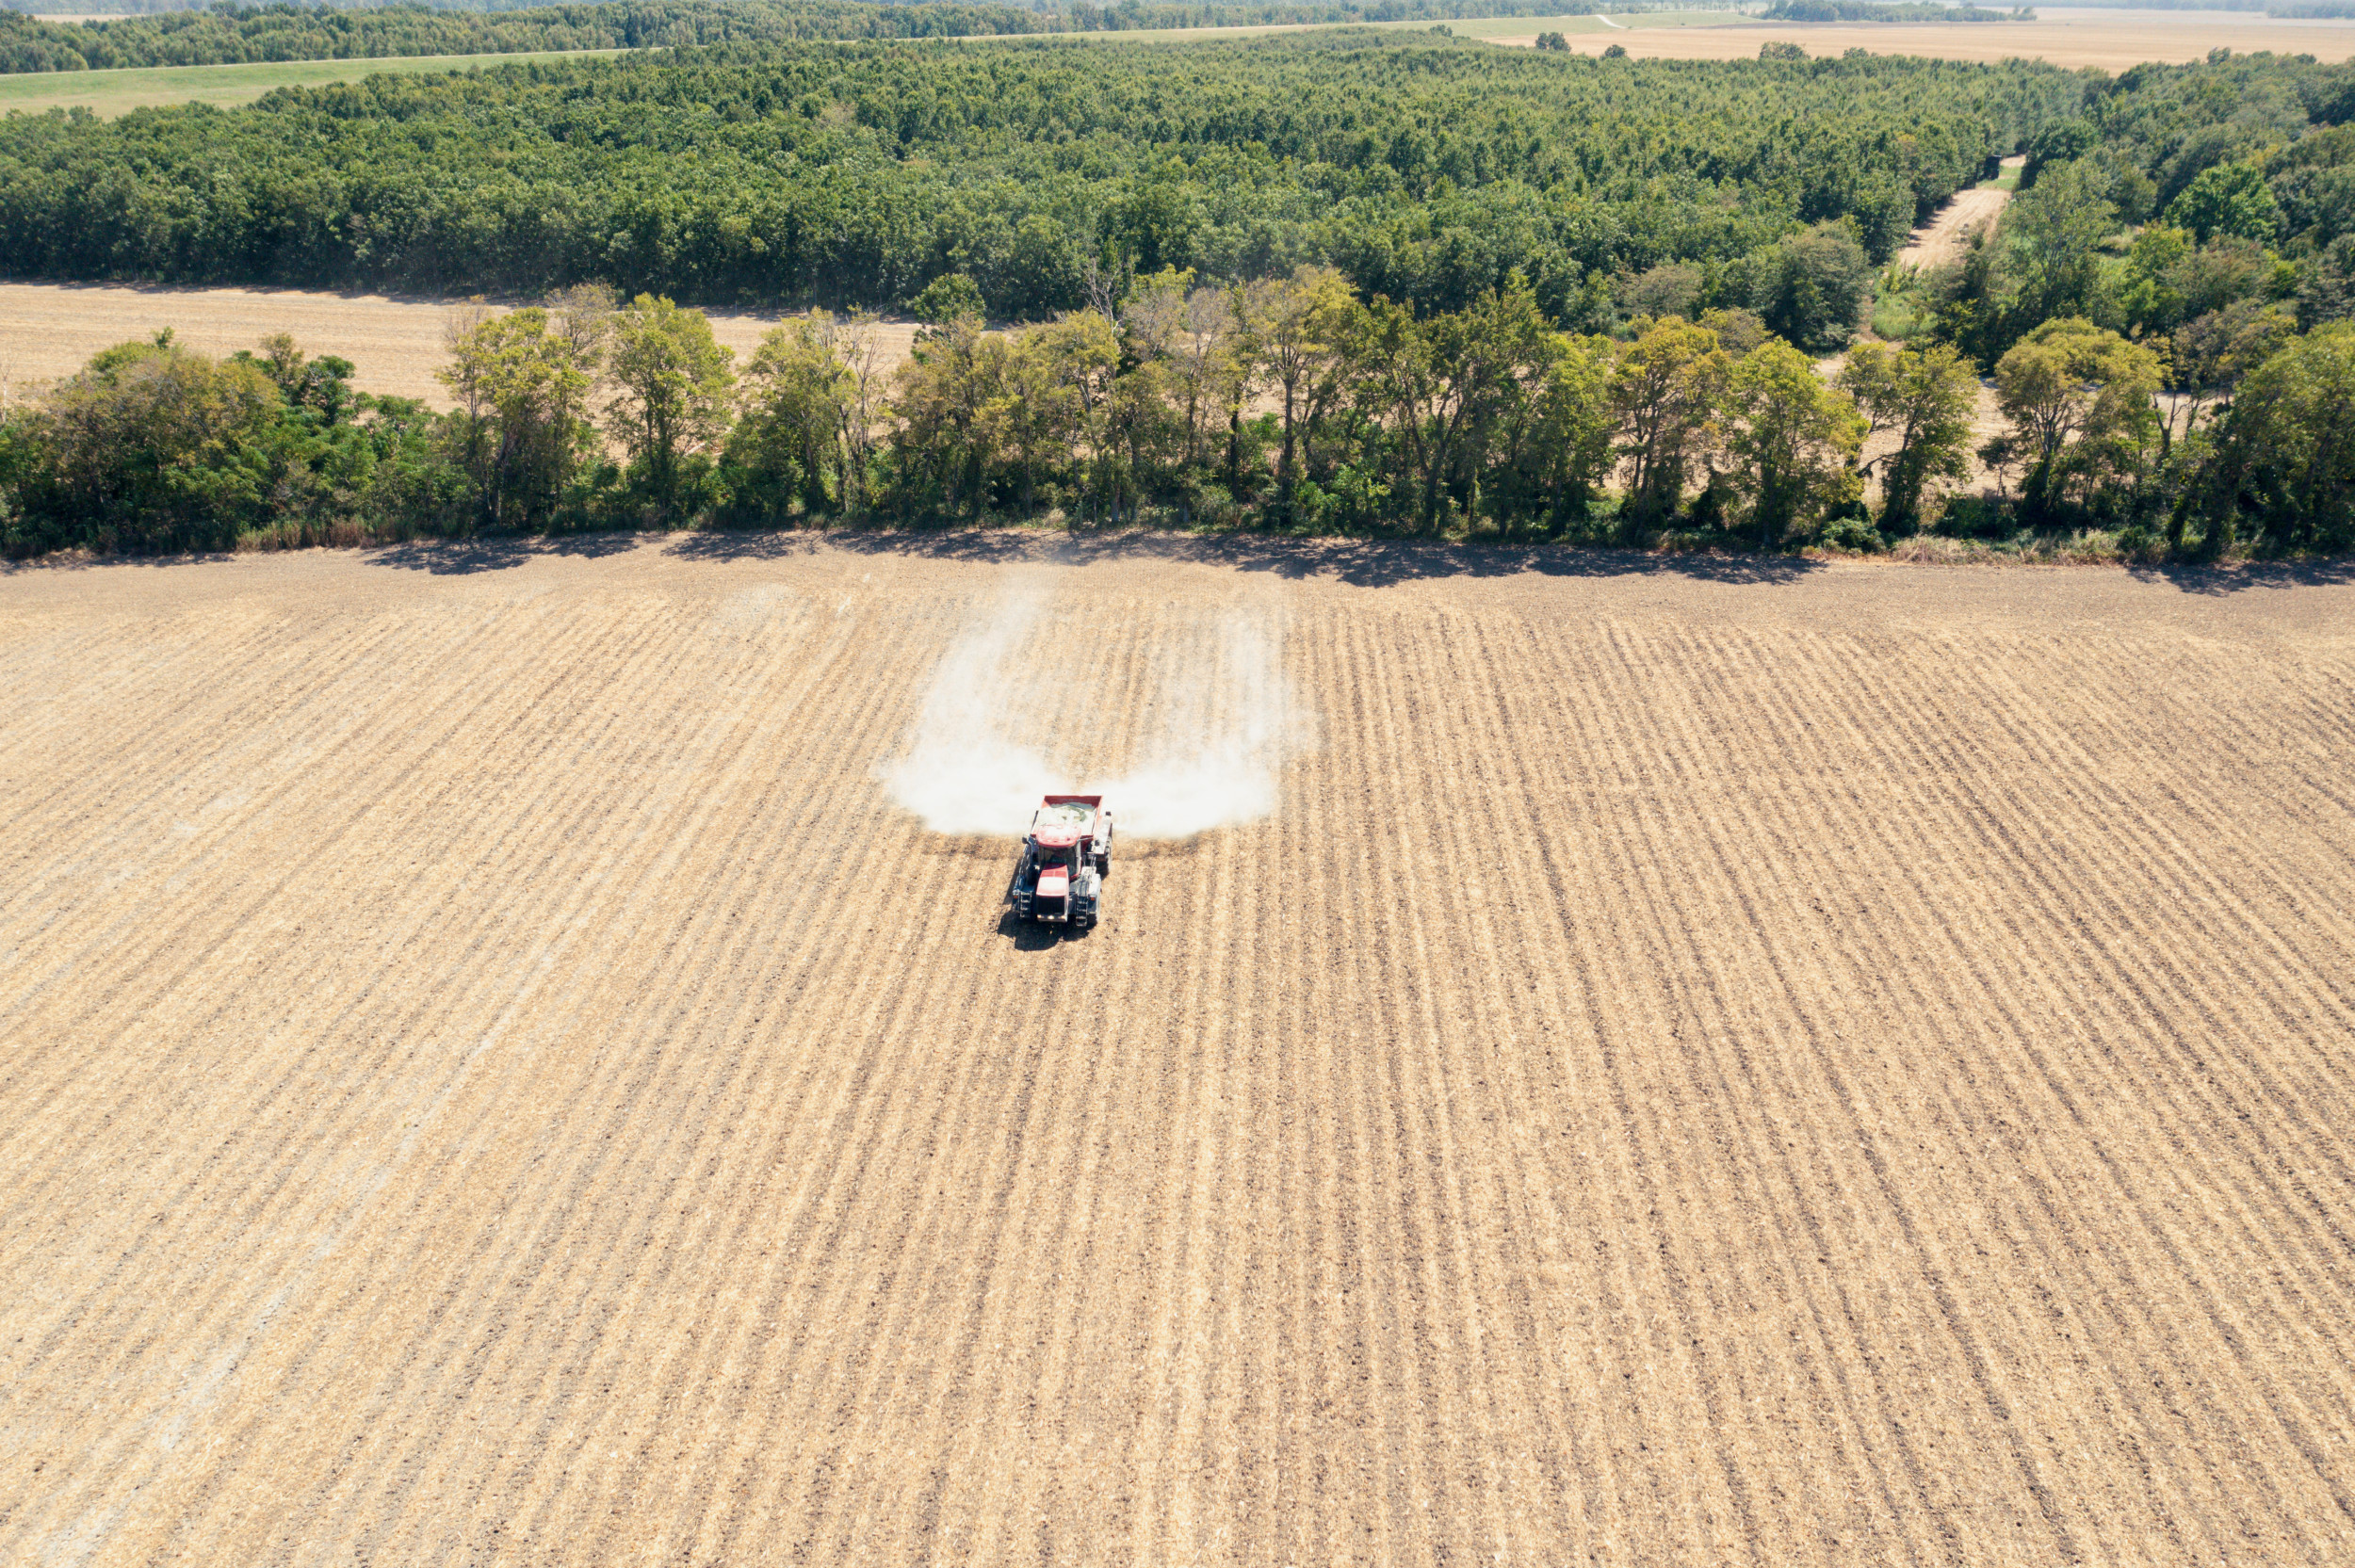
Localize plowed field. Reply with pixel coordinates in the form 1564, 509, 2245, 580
4, 536, 2353, 1566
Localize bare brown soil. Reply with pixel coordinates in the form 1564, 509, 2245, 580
0, 282, 922, 409
4, 537, 2352, 1564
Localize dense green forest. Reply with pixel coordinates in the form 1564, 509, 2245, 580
0, 36, 2061, 315
3, 40, 2352, 562
0, 0, 1617, 73
0, 2, 1042, 73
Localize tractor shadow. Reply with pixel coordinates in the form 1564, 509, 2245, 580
994, 909, 1075, 950
991, 857, 1106, 949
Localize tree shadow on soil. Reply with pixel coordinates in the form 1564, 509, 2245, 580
365, 531, 643, 574
2126, 558, 2355, 596
1, 549, 238, 574
667, 525, 1827, 588
662, 528, 833, 565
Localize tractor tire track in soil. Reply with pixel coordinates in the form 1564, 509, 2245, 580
2, 538, 2351, 1565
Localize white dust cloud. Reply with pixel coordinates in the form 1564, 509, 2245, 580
882, 583, 1305, 840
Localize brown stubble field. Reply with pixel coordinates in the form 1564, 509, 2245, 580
3, 536, 2353, 1565
0, 283, 923, 410
1520, 8, 2355, 65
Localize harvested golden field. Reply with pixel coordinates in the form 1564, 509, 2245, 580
0, 282, 919, 409
1524, 6, 2355, 65
4, 537, 2354, 1565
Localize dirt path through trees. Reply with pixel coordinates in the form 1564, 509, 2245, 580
1895, 159, 2020, 273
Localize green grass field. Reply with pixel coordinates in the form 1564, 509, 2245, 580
0, 49, 631, 118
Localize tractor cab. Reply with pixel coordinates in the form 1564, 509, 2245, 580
1014, 795, 1113, 929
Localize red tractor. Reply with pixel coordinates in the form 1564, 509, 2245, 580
1012, 795, 1113, 930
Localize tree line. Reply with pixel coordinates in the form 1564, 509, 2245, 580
6, 269, 2347, 563
0, 0, 1624, 73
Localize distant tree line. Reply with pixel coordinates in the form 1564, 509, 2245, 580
0, 0, 1632, 73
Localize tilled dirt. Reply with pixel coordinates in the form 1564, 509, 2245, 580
3, 535, 2352, 1566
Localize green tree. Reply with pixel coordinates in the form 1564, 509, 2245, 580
240, 331, 355, 428
1610, 315, 1730, 529
606, 294, 736, 520
24, 334, 280, 551
1722, 338, 1865, 547
2119, 224, 2197, 338
1754, 223, 1871, 352
2183, 321, 2355, 554
2296, 234, 2355, 329
1925, 221, 2007, 368
1486, 331, 1616, 538
1103, 350, 1186, 516
1124, 269, 1241, 477
1356, 276, 1554, 534
7, 331, 461, 557
732, 309, 857, 520
1237, 265, 1356, 519
911, 272, 987, 328
2165, 162, 2282, 246
1838, 339, 1980, 534
1032, 310, 1122, 520
2004, 159, 2118, 330
2162, 301, 2295, 450
1621, 263, 1702, 324
978, 327, 1085, 514
1992, 317, 2163, 522
439, 299, 607, 531
889, 313, 998, 518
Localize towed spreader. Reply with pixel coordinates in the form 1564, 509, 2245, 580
1011, 795, 1113, 930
